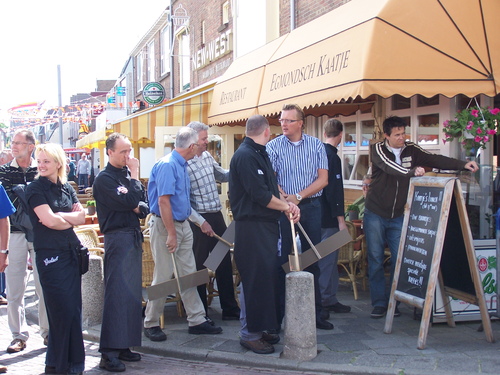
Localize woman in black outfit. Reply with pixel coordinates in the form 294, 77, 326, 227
26, 143, 86, 375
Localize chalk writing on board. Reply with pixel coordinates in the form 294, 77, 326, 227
397, 186, 444, 298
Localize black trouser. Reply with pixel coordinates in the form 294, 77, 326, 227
36, 247, 85, 374
190, 211, 240, 316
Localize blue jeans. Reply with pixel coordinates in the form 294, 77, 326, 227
363, 208, 403, 308
238, 284, 262, 341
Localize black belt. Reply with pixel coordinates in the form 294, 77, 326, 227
301, 197, 320, 204
152, 213, 185, 224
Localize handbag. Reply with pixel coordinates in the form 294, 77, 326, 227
78, 246, 90, 275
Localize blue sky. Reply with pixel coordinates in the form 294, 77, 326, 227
0, 0, 167, 120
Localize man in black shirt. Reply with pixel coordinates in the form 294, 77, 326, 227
93, 133, 148, 372
229, 115, 300, 354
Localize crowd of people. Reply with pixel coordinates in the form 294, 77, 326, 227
0, 105, 479, 373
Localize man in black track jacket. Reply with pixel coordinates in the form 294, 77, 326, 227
364, 116, 478, 319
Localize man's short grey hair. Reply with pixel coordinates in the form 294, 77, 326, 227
246, 115, 269, 137
187, 121, 209, 133
175, 127, 198, 149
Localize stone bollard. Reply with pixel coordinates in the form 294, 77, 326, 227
282, 271, 317, 361
81, 254, 104, 329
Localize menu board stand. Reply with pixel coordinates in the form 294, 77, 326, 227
383, 177, 494, 349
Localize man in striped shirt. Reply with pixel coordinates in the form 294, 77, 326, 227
187, 121, 240, 321
266, 103, 332, 331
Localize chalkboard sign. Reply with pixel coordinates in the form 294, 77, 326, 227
384, 177, 493, 350
397, 186, 444, 299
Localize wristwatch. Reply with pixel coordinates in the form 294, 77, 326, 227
0, 250, 8, 254
295, 193, 303, 202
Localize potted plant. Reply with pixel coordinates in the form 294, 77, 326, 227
86, 200, 96, 215
442, 104, 500, 156
346, 203, 360, 221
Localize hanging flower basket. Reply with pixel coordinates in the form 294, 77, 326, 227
443, 104, 500, 154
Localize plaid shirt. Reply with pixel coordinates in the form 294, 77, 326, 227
187, 151, 228, 225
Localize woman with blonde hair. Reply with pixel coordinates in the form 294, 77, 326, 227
26, 143, 86, 375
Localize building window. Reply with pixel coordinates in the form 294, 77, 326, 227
136, 51, 143, 92
392, 94, 411, 110
178, 29, 190, 91
161, 25, 171, 75
360, 120, 374, 146
417, 113, 439, 145
344, 122, 356, 147
148, 40, 155, 82
417, 94, 439, 107
222, 1, 230, 25
201, 20, 206, 44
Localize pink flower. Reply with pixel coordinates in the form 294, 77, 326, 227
476, 128, 483, 134
443, 120, 450, 127
442, 139, 447, 144
489, 108, 500, 115
471, 109, 480, 117
466, 122, 473, 130
484, 136, 489, 142
474, 136, 482, 143
487, 129, 497, 135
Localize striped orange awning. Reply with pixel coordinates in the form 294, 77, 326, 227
113, 83, 214, 142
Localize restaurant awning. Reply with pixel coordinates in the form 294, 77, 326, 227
209, 0, 500, 123
75, 128, 109, 149
113, 82, 214, 142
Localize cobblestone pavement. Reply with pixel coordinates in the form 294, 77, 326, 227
2, 272, 500, 375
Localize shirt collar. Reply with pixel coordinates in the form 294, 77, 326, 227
11, 157, 37, 169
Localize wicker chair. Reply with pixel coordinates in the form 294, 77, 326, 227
74, 227, 104, 256
142, 236, 184, 328
337, 221, 365, 300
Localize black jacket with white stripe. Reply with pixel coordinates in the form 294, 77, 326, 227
366, 140, 467, 219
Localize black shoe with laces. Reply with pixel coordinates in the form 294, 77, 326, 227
118, 348, 141, 362
144, 326, 167, 342
188, 321, 223, 334
99, 355, 126, 372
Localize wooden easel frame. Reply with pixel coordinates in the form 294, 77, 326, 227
383, 177, 494, 349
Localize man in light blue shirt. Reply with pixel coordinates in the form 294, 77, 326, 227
266, 103, 331, 331
143, 127, 222, 342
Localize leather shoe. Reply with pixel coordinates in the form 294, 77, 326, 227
0, 296, 7, 305
7, 339, 26, 353
118, 348, 141, 362
240, 338, 274, 354
43, 336, 49, 346
0, 365, 6, 374
144, 326, 167, 342
44, 365, 57, 374
262, 331, 280, 344
325, 302, 351, 313
188, 321, 222, 334
99, 355, 126, 372
316, 318, 334, 330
